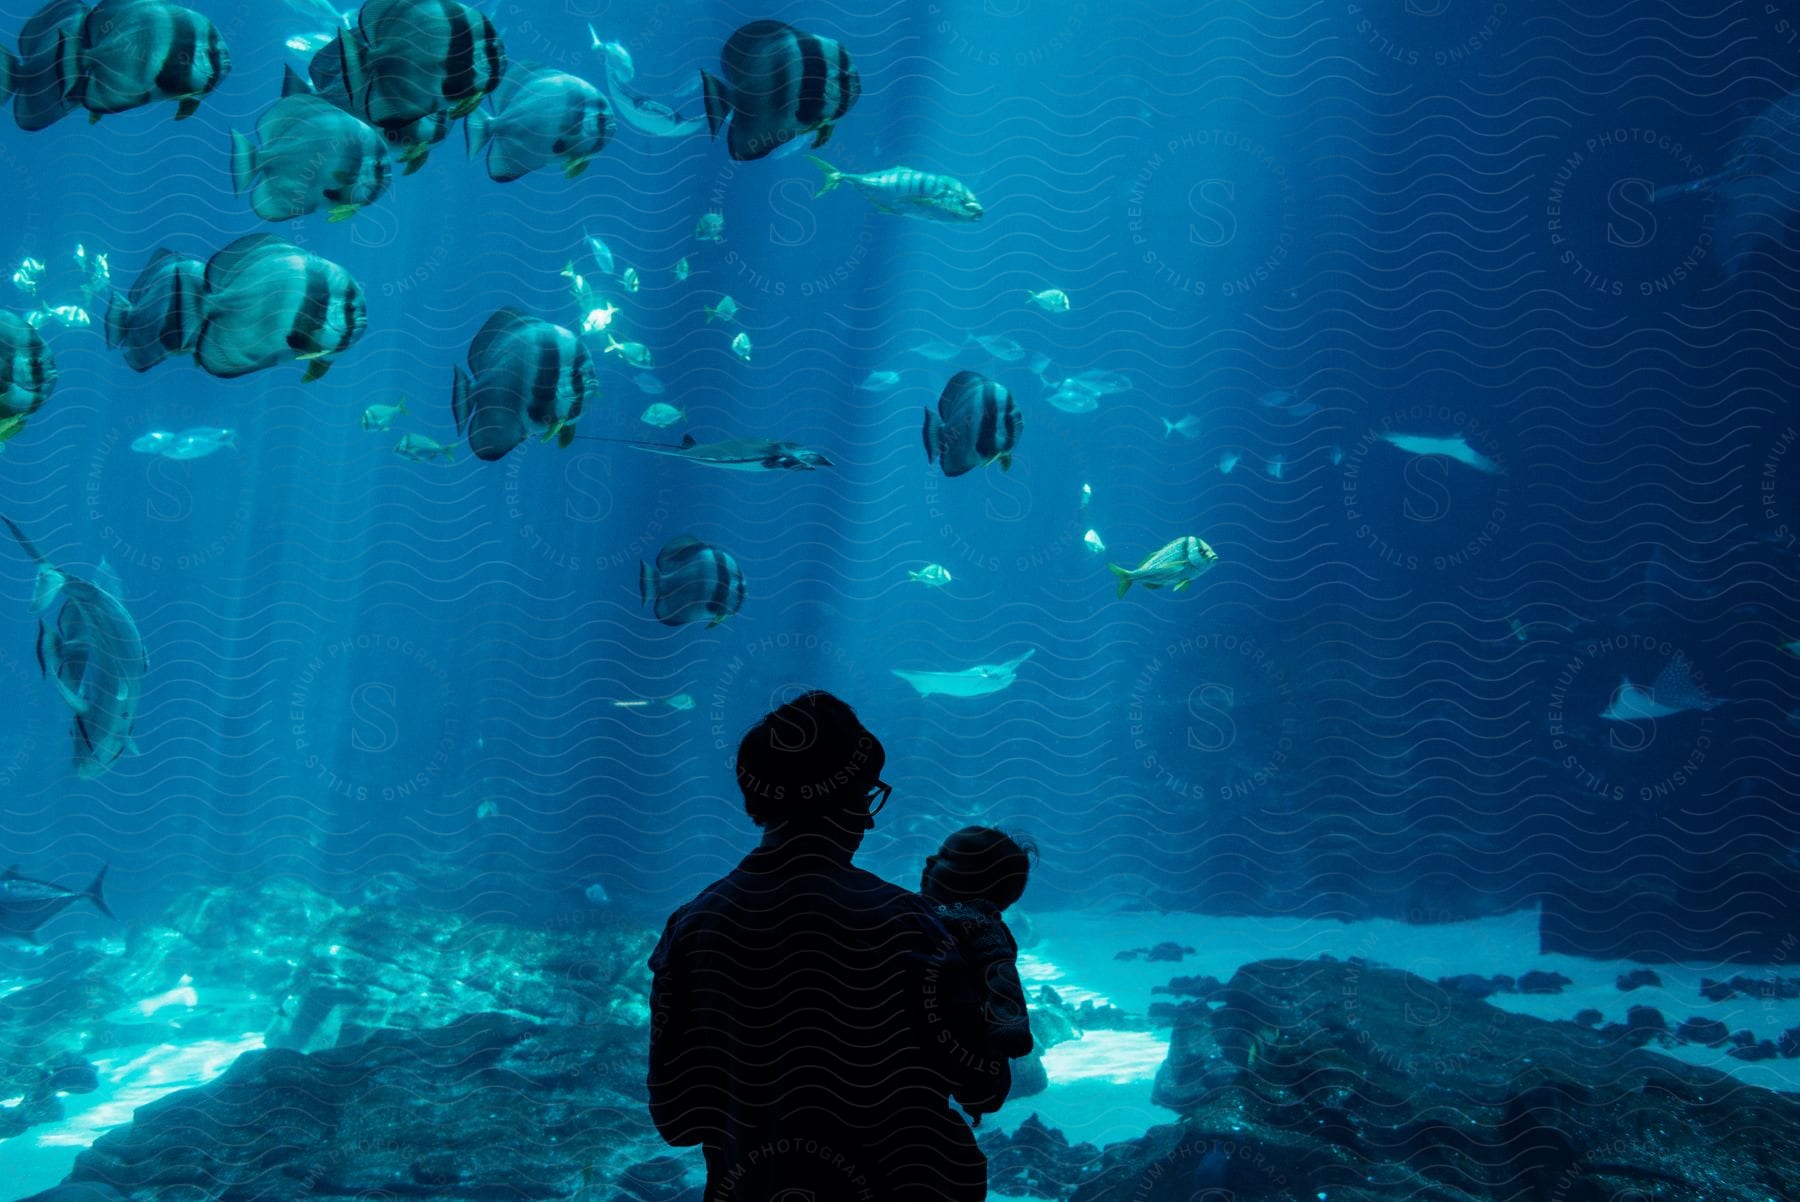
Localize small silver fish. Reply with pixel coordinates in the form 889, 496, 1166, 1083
968, 333, 1026, 362
673, 257, 690, 282
605, 336, 654, 369
162, 427, 236, 460
640, 402, 685, 428
361, 398, 408, 430
730, 332, 752, 362
909, 337, 962, 362
1257, 388, 1318, 418
705, 295, 740, 323
584, 231, 615, 276
695, 212, 725, 241
1045, 386, 1099, 415
1026, 289, 1070, 313
395, 433, 456, 462
908, 564, 952, 587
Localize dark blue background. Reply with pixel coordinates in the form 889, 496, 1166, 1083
0, 0, 1795, 961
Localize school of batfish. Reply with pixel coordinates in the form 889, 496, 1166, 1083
0, 0, 1210, 779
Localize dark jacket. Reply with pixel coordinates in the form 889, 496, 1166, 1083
647, 841, 996, 1201
928, 900, 1032, 1120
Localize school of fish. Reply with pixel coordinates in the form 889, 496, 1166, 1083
0, 0, 1222, 783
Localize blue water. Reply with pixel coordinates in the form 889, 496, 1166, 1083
0, 0, 1797, 962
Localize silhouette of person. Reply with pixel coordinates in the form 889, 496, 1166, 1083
647, 691, 998, 1201
918, 827, 1037, 1128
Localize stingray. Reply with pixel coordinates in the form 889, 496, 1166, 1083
1599, 656, 1725, 721
892, 649, 1035, 699
574, 433, 831, 472
1653, 88, 1800, 275
632, 435, 831, 472
1377, 432, 1503, 475
908, 338, 964, 362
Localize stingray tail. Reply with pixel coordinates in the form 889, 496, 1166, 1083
1650, 167, 1737, 203
86, 864, 115, 920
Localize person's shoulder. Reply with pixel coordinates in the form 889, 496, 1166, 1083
660, 869, 742, 927
843, 865, 928, 908
842, 867, 953, 931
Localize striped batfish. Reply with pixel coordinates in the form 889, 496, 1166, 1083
329, 0, 505, 131
640, 536, 746, 627
467, 64, 613, 182
193, 234, 367, 383
701, 19, 859, 162
10, 0, 87, 130
1, 516, 146, 781
231, 67, 391, 222
808, 158, 983, 222
307, 34, 448, 174
450, 308, 595, 462
73, 0, 230, 122
102, 249, 205, 372
924, 370, 1023, 478
0, 311, 56, 421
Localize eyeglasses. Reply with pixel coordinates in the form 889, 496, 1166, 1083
864, 780, 892, 817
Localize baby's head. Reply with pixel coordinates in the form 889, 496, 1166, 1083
921, 826, 1037, 911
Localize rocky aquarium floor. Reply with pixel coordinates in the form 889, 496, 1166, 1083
2, 886, 1798, 1201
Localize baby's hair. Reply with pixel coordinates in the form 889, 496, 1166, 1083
933, 826, 1038, 910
